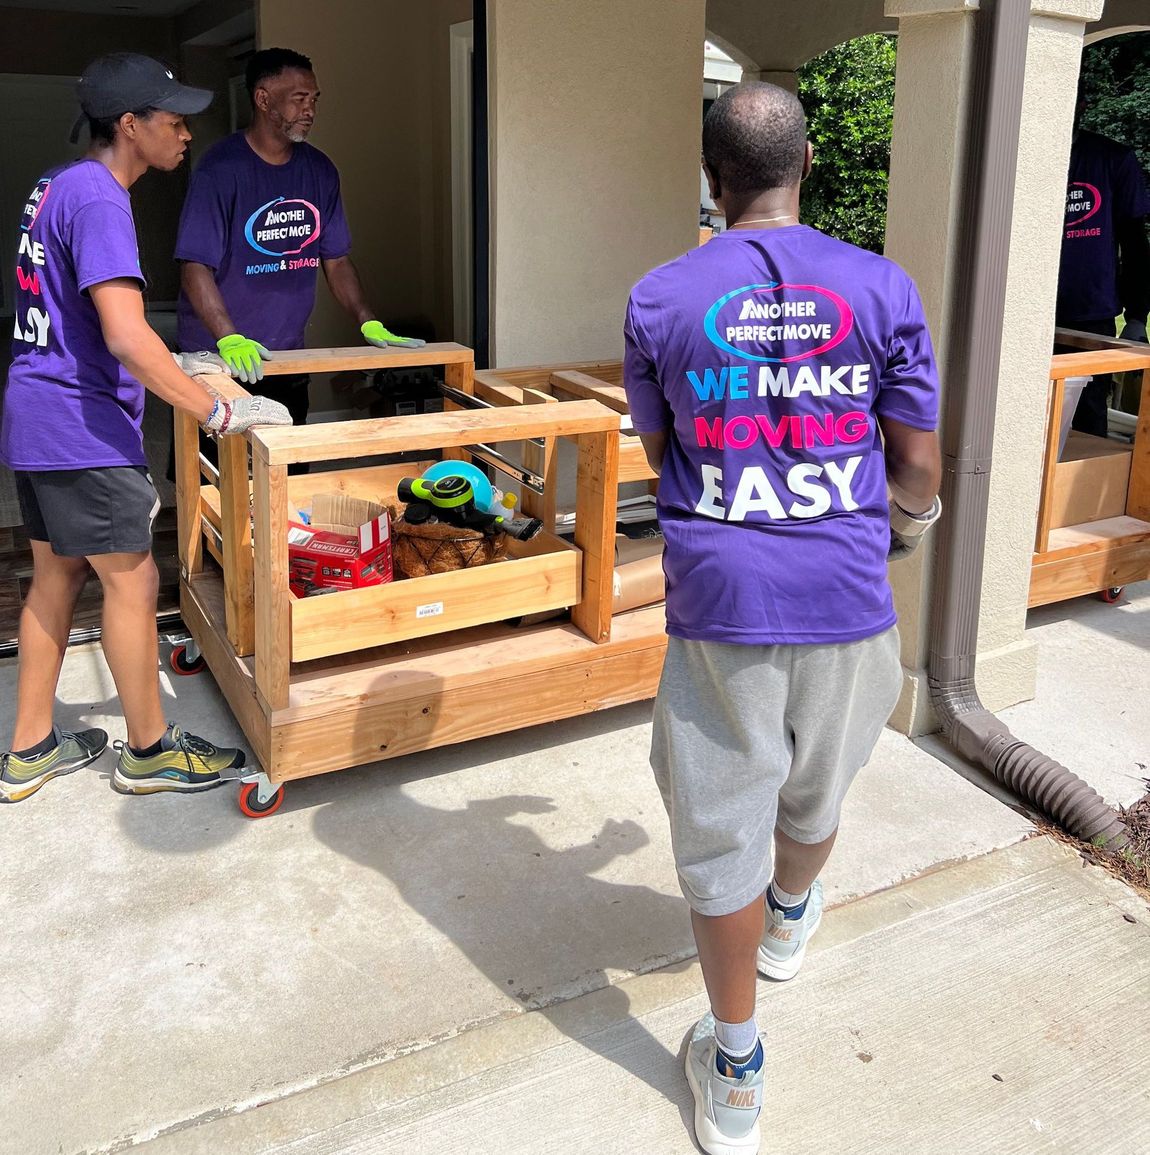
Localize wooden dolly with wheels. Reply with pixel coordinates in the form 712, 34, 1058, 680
172, 344, 669, 818
1032, 338, 1150, 607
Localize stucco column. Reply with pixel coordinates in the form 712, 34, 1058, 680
883, 0, 1102, 735
487, 0, 706, 365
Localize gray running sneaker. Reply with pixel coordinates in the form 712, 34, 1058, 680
113, 724, 243, 795
684, 1014, 764, 1155
757, 879, 825, 981
0, 727, 108, 803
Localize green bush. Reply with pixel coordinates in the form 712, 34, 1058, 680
798, 34, 897, 253
1079, 33, 1150, 174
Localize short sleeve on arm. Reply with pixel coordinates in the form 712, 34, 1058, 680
71, 201, 145, 292
318, 171, 352, 260
875, 276, 940, 431
174, 166, 230, 270
623, 296, 671, 433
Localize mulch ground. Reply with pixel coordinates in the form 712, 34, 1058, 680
1038, 789, 1150, 901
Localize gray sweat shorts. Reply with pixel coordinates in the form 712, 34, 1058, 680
651, 628, 902, 917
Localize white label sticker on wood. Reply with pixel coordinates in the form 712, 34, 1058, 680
416, 602, 445, 619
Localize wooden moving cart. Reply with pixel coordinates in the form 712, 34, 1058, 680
1033, 337, 1150, 607
174, 345, 669, 818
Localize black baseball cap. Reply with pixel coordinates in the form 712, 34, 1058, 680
70, 53, 213, 142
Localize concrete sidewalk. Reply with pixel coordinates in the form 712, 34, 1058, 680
2, 584, 1146, 1155
138, 837, 1150, 1155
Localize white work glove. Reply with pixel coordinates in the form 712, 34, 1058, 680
888, 495, 942, 562
173, 351, 232, 376
202, 396, 293, 436
1121, 317, 1147, 343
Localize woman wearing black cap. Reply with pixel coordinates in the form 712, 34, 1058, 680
0, 54, 291, 804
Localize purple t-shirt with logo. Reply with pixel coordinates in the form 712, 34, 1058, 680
175, 134, 352, 352
2, 160, 147, 471
624, 225, 939, 646
1057, 131, 1150, 324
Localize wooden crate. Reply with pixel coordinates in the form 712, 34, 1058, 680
1031, 339, 1150, 607
174, 344, 672, 798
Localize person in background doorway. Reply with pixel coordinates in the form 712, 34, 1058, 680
0, 54, 292, 804
1056, 88, 1150, 437
623, 82, 942, 1155
176, 46, 424, 439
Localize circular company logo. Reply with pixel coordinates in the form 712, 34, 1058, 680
1065, 181, 1101, 225
703, 282, 854, 363
244, 196, 323, 257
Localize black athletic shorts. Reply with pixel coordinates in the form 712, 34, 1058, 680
15, 466, 160, 557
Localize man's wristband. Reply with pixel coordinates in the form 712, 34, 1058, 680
889, 495, 942, 539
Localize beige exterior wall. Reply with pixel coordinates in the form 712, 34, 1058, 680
258, 0, 472, 348
487, 0, 705, 366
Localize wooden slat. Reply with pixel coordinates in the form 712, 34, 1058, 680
192, 370, 252, 404
472, 379, 524, 407
272, 642, 667, 779
290, 539, 581, 662
548, 370, 631, 414
1054, 327, 1150, 353
476, 361, 623, 391
571, 429, 620, 644
217, 431, 254, 656
1034, 379, 1064, 554
1028, 539, 1150, 607
173, 410, 204, 579
250, 399, 620, 466
619, 436, 658, 483
1128, 366, 1150, 521
253, 457, 291, 711
1049, 348, 1150, 380
258, 342, 473, 376
1043, 515, 1150, 556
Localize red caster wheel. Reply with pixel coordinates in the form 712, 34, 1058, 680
238, 780, 285, 819
1099, 587, 1124, 604
170, 644, 205, 676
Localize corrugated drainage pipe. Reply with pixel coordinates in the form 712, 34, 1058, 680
923, 0, 1126, 846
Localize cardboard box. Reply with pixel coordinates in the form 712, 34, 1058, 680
288, 494, 392, 597
1049, 432, 1132, 530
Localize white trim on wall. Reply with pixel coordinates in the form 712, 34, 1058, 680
450, 19, 475, 346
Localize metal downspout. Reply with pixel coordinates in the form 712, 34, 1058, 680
926, 0, 1126, 845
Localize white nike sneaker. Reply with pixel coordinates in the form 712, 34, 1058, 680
684, 1014, 764, 1155
757, 879, 825, 981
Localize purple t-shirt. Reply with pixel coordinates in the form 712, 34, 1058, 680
175, 134, 352, 352
1057, 131, 1150, 324
2, 160, 147, 471
624, 225, 939, 646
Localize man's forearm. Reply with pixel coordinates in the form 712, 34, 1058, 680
1118, 217, 1150, 323
323, 256, 375, 327
181, 261, 240, 343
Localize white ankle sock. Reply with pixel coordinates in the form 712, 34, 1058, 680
769, 880, 810, 909
714, 1014, 759, 1063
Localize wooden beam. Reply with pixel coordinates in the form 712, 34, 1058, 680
1034, 378, 1064, 555
217, 430, 255, 657
520, 388, 559, 529
571, 428, 619, 644
1054, 327, 1150, 353
250, 399, 620, 466
173, 410, 203, 579
253, 456, 291, 711
548, 370, 631, 413
258, 342, 473, 376
1127, 366, 1150, 521
1050, 348, 1150, 379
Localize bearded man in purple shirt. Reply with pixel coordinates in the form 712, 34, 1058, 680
1, 54, 291, 804
176, 47, 423, 438
623, 83, 942, 1155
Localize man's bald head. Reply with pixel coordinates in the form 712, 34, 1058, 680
703, 82, 808, 196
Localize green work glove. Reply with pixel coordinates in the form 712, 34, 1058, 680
361, 320, 426, 349
216, 334, 272, 384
